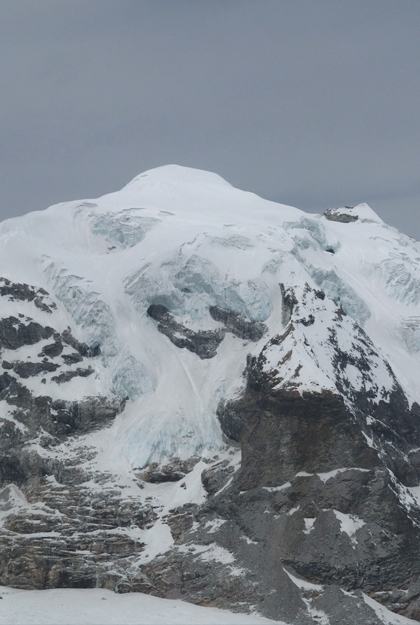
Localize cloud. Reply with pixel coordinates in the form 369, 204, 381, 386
0, 1, 419, 238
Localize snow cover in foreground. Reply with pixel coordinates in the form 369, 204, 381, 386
0, 587, 417, 625
0, 587, 281, 625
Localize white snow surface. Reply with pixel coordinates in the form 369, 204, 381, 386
1, 164, 420, 469
333, 510, 366, 545
283, 568, 323, 591
0, 586, 282, 625
362, 594, 419, 625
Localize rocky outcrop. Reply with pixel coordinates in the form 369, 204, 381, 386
61, 352, 83, 365
0, 317, 54, 351
4, 361, 60, 378
208, 305, 266, 341
201, 460, 235, 495
61, 328, 101, 358
0, 480, 154, 591
147, 304, 225, 358
324, 207, 358, 223
0, 277, 57, 313
2, 279, 419, 624
138, 457, 200, 483
51, 367, 94, 384
39, 340, 63, 358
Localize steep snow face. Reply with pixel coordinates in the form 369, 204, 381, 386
1, 165, 420, 468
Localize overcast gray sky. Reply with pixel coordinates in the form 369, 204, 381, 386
1, 1, 419, 238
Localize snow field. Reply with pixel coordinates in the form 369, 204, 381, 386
0, 587, 283, 625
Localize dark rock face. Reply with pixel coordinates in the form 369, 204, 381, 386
61, 329, 100, 358
0, 277, 57, 313
0, 371, 15, 392
147, 304, 225, 359
237, 390, 380, 490
130, 549, 265, 610
138, 457, 200, 483
147, 303, 265, 359
0, 283, 149, 601
209, 305, 266, 341
0, 296, 139, 596
61, 352, 83, 365
164, 505, 196, 543
201, 460, 235, 495
279, 282, 299, 325
212, 304, 420, 620
1, 388, 121, 453
6, 361, 60, 378
51, 367, 94, 384
0, 480, 155, 591
0, 317, 54, 351
213, 463, 420, 620
40, 340, 63, 358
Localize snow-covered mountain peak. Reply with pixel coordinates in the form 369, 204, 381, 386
2, 168, 420, 623
125, 164, 234, 189
0, 167, 419, 467
95, 164, 302, 226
